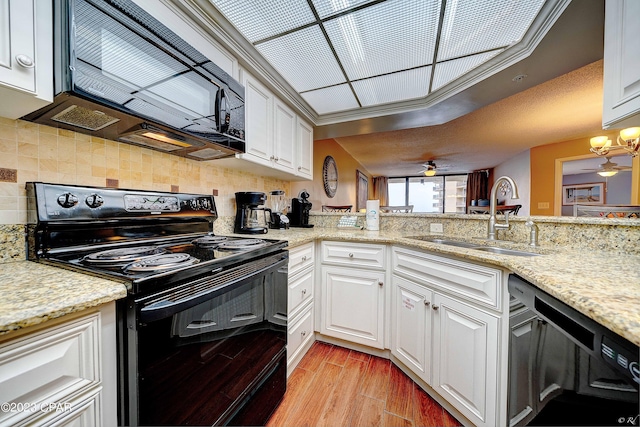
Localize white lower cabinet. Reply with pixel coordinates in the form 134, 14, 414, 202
0, 303, 116, 427
391, 246, 507, 427
391, 275, 432, 384
287, 242, 315, 375
320, 265, 385, 349
432, 293, 499, 427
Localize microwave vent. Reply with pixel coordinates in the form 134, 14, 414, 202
52, 105, 120, 131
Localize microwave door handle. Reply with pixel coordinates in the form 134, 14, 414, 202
215, 88, 229, 133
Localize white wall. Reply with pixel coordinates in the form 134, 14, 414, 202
494, 149, 531, 216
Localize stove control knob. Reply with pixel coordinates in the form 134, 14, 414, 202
85, 194, 104, 209
57, 193, 79, 208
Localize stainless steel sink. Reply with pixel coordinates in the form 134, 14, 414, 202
407, 236, 541, 257
470, 247, 540, 257
407, 237, 479, 248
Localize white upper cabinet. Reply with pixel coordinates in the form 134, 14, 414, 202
273, 98, 296, 174
238, 70, 313, 180
602, 0, 640, 129
0, 0, 52, 119
296, 118, 313, 179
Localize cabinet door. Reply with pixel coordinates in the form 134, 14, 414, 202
391, 275, 432, 384
321, 266, 385, 349
432, 294, 499, 427
602, 0, 640, 128
243, 74, 273, 162
273, 99, 296, 173
0, 0, 36, 92
296, 118, 313, 179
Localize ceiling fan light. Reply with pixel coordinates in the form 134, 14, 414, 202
590, 136, 610, 149
597, 170, 617, 177
424, 169, 436, 177
619, 127, 640, 140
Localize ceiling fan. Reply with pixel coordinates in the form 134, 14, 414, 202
584, 156, 632, 177
419, 161, 438, 176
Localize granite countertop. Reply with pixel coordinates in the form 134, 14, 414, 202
0, 261, 127, 336
1, 228, 638, 348
262, 228, 640, 347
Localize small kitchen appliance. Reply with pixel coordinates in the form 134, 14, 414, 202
288, 190, 314, 228
234, 192, 271, 234
267, 190, 289, 229
26, 182, 288, 427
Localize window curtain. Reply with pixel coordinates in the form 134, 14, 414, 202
372, 176, 389, 206
467, 171, 489, 207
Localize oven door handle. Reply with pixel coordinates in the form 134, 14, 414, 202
138, 255, 287, 322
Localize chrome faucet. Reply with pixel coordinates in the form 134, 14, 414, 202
487, 176, 519, 240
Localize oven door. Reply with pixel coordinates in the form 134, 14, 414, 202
118, 253, 288, 427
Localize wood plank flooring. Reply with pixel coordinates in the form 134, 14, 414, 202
267, 342, 462, 427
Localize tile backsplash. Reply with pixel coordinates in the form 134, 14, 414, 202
0, 117, 291, 224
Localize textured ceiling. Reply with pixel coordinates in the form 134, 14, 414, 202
331, 59, 605, 176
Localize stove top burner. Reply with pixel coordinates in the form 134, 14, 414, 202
123, 253, 200, 273
83, 246, 167, 265
216, 239, 267, 251
191, 235, 228, 248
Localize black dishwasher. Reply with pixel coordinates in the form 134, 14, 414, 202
508, 274, 639, 426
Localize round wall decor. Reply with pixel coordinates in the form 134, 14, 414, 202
322, 156, 338, 197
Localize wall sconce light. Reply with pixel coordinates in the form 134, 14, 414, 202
590, 127, 640, 157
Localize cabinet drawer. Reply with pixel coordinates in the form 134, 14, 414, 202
0, 312, 101, 426
392, 246, 502, 311
288, 267, 314, 318
287, 304, 314, 367
321, 241, 386, 269
288, 242, 314, 276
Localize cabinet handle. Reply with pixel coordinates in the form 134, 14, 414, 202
424, 300, 430, 307
16, 54, 35, 68
432, 304, 439, 310
269, 155, 275, 160
274, 156, 279, 161
348, 253, 354, 258
302, 288, 307, 296
301, 256, 307, 261
298, 166, 302, 171
301, 331, 307, 337
378, 281, 383, 287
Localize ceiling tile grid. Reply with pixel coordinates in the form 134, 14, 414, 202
432, 50, 503, 91
323, 0, 440, 80
300, 84, 360, 114
255, 25, 346, 92
436, 0, 545, 61
209, 0, 552, 116
352, 67, 432, 106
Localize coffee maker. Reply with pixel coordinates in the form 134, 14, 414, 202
267, 190, 290, 229
288, 190, 313, 228
234, 192, 271, 234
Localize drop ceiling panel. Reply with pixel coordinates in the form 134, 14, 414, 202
437, 0, 545, 62
432, 50, 503, 91
311, 0, 376, 18
301, 84, 359, 114
352, 67, 432, 106
322, 0, 440, 80
256, 25, 346, 92
208, 0, 315, 43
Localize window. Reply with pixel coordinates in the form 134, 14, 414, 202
388, 175, 468, 213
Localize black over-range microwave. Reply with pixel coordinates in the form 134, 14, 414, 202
23, 0, 245, 161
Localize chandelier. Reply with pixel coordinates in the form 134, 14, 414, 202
589, 127, 640, 157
